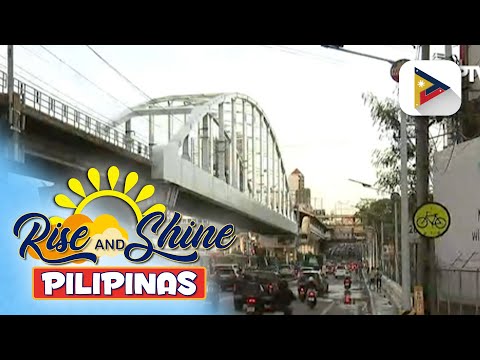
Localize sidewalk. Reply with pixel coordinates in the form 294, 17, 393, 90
362, 270, 399, 315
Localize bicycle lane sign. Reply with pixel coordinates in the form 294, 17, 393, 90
413, 202, 451, 239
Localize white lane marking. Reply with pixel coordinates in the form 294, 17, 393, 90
320, 301, 335, 315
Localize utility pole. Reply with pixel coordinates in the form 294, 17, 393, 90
380, 220, 384, 272
295, 205, 301, 262
391, 192, 400, 283
416, 45, 436, 314
444, 45, 455, 147
7, 45, 14, 129
400, 110, 411, 309
7, 45, 23, 163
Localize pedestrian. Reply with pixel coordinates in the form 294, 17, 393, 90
376, 267, 382, 292
369, 272, 375, 290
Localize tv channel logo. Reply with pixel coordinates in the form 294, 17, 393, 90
399, 60, 461, 116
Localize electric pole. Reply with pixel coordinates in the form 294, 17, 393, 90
7, 45, 14, 129
400, 109, 411, 309
380, 220, 384, 272
416, 45, 436, 314
7, 45, 23, 163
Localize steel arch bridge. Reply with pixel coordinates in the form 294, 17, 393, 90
114, 93, 296, 233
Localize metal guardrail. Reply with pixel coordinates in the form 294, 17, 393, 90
0, 70, 150, 159
436, 267, 480, 315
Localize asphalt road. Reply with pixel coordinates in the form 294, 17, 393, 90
217, 272, 371, 315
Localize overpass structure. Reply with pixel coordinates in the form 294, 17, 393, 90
0, 69, 297, 236
320, 214, 366, 243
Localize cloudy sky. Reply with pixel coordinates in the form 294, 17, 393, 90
0, 45, 451, 212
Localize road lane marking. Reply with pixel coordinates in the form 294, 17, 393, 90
320, 301, 335, 315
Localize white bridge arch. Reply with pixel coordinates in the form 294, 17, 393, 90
115, 93, 296, 232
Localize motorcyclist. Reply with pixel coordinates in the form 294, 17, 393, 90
306, 276, 317, 292
344, 275, 352, 289
273, 280, 296, 315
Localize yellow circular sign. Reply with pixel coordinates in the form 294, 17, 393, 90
413, 202, 451, 238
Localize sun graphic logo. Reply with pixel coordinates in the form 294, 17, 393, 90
13, 166, 166, 265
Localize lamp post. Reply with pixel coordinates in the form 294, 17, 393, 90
349, 179, 397, 277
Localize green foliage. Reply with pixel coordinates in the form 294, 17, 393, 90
362, 92, 438, 195
362, 92, 416, 195
355, 198, 395, 242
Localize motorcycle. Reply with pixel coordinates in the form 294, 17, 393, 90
344, 290, 352, 305
245, 297, 262, 315
306, 289, 317, 309
344, 277, 352, 290
274, 302, 293, 315
282, 306, 293, 315
298, 286, 306, 302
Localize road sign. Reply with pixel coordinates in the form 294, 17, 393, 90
390, 59, 409, 82
413, 202, 451, 238
408, 220, 419, 243
413, 286, 425, 315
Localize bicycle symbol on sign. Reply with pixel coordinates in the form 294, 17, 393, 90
415, 211, 447, 230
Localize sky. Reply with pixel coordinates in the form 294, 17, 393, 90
0, 45, 452, 213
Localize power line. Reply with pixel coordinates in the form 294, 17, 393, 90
17, 45, 116, 122
0, 52, 113, 124
84, 45, 192, 128
38, 45, 142, 119
259, 45, 343, 65
0, 58, 148, 143
85, 45, 152, 101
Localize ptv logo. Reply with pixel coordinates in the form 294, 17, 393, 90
399, 60, 461, 117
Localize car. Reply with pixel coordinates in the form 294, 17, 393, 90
279, 264, 295, 278
214, 267, 238, 290
246, 270, 281, 295
298, 271, 329, 295
298, 266, 315, 278
233, 277, 274, 312
214, 264, 240, 275
264, 265, 281, 275
335, 265, 347, 279
300, 266, 315, 272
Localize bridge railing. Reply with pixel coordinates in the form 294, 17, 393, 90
0, 70, 150, 159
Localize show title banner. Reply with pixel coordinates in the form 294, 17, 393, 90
13, 166, 237, 300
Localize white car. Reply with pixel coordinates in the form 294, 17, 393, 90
335, 265, 347, 278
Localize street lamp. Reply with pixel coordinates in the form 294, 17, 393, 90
349, 179, 395, 275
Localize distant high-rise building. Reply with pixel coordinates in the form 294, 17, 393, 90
288, 168, 304, 191
289, 168, 311, 210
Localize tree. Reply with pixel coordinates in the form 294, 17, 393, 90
362, 92, 439, 197
362, 92, 416, 195
355, 198, 394, 238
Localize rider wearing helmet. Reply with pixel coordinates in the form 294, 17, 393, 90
306, 276, 317, 292
273, 280, 296, 314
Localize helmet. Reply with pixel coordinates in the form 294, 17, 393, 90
308, 276, 315, 283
